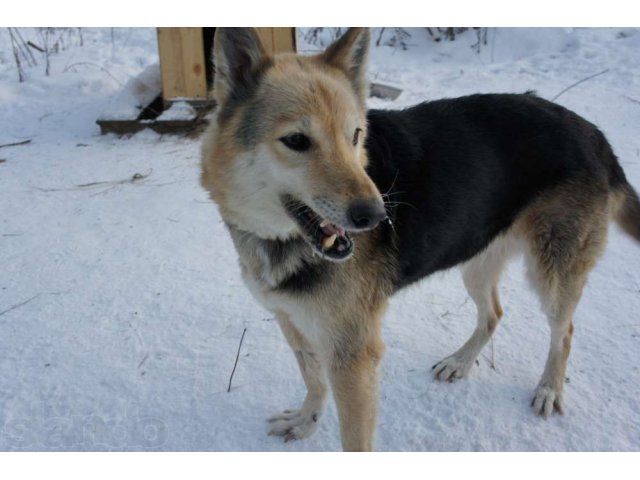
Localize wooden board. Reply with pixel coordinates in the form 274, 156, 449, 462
255, 28, 296, 55
97, 90, 215, 136
157, 28, 208, 103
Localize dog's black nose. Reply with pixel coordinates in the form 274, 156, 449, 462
348, 200, 386, 230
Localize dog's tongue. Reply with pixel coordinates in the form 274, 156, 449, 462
320, 221, 345, 238
319, 220, 347, 251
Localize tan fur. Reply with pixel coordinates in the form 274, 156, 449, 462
433, 178, 614, 416
611, 185, 640, 241
201, 27, 637, 450
245, 229, 392, 450
267, 312, 328, 442
436, 179, 611, 413
201, 33, 378, 240
201, 31, 393, 450
330, 324, 385, 451
517, 180, 609, 415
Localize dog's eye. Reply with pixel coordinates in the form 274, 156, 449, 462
279, 133, 311, 152
353, 128, 363, 146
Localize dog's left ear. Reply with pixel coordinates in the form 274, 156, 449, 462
322, 28, 371, 104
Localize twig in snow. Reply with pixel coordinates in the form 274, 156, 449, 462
376, 27, 386, 47
76, 171, 150, 188
551, 69, 609, 102
622, 95, 640, 106
33, 171, 152, 193
8, 28, 25, 82
490, 337, 496, 370
0, 290, 68, 318
27, 41, 45, 53
480, 339, 497, 370
0, 139, 32, 149
12, 28, 38, 66
0, 294, 42, 317
63, 62, 123, 86
137, 353, 149, 369
228, 328, 247, 392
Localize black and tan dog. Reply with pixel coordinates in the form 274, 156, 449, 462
200, 27, 640, 451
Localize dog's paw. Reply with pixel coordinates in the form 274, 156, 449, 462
432, 355, 473, 382
267, 408, 321, 442
531, 385, 564, 418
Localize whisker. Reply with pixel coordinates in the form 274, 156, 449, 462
385, 217, 398, 237
382, 190, 407, 199
384, 200, 417, 210
383, 169, 401, 198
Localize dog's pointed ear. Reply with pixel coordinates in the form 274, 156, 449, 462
212, 28, 269, 105
322, 28, 371, 104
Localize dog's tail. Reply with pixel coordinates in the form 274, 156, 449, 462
612, 182, 640, 242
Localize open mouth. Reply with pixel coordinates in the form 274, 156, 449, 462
281, 195, 354, 261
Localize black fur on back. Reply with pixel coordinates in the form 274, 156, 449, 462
364, 93, 626, 289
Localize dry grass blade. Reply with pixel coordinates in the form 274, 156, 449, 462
551, 69, 609, 102
228, 328, 247, 393
0, 139, 32, 149
0, 294, 42, 317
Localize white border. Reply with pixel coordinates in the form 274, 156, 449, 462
2, 0, 639, 26
2, 452, 640, 479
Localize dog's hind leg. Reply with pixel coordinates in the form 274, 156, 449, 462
433, 233, 518, 381
524, 186, 608, 417
268, 313, 328, 442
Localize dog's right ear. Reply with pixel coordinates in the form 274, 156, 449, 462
212, 28, 268, 105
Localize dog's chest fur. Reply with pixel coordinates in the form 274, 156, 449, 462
227, 225, 331, 295
227, 225, 345, 345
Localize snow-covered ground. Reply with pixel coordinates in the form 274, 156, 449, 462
1, 28, 639, 451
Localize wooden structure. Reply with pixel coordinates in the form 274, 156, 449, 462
97, 27, 297, 135
158, 27, 296, 105
157, 28, 209, 103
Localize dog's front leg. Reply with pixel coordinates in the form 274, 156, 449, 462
268, 313, 328, 442
329, 333, 385, 452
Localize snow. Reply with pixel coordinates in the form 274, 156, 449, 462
156, 101, 197, 122
99, 63, 161, 120
1, 28, 639, 451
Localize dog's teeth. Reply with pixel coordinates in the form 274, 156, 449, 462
322, 234, 337, 250
319, 219, 329, 228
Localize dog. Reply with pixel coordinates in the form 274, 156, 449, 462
200, 27, 640, 451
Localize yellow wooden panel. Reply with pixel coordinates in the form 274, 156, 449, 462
256, 27, 296, 55
272, 28, 296, 53
255, 28, 274, 54
178, 27, 206, 99
157, 27, 207, 102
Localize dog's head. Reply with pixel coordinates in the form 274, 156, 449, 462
201, 27, 386, 261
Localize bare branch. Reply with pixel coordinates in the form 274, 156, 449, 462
0, 294, 41, 317
63, 62, 123, 86
0, 139, 32, 149
551, 69, 609, 102
27, 41, 45, 53
228, 328, 247, 392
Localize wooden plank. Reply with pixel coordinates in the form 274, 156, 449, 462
179, 28, 207, 99
272, 27, 296, 53
157, 28, 184, 101
255, 28, 296, 55
157, 28, 207, 102
255, 28, 274, 54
